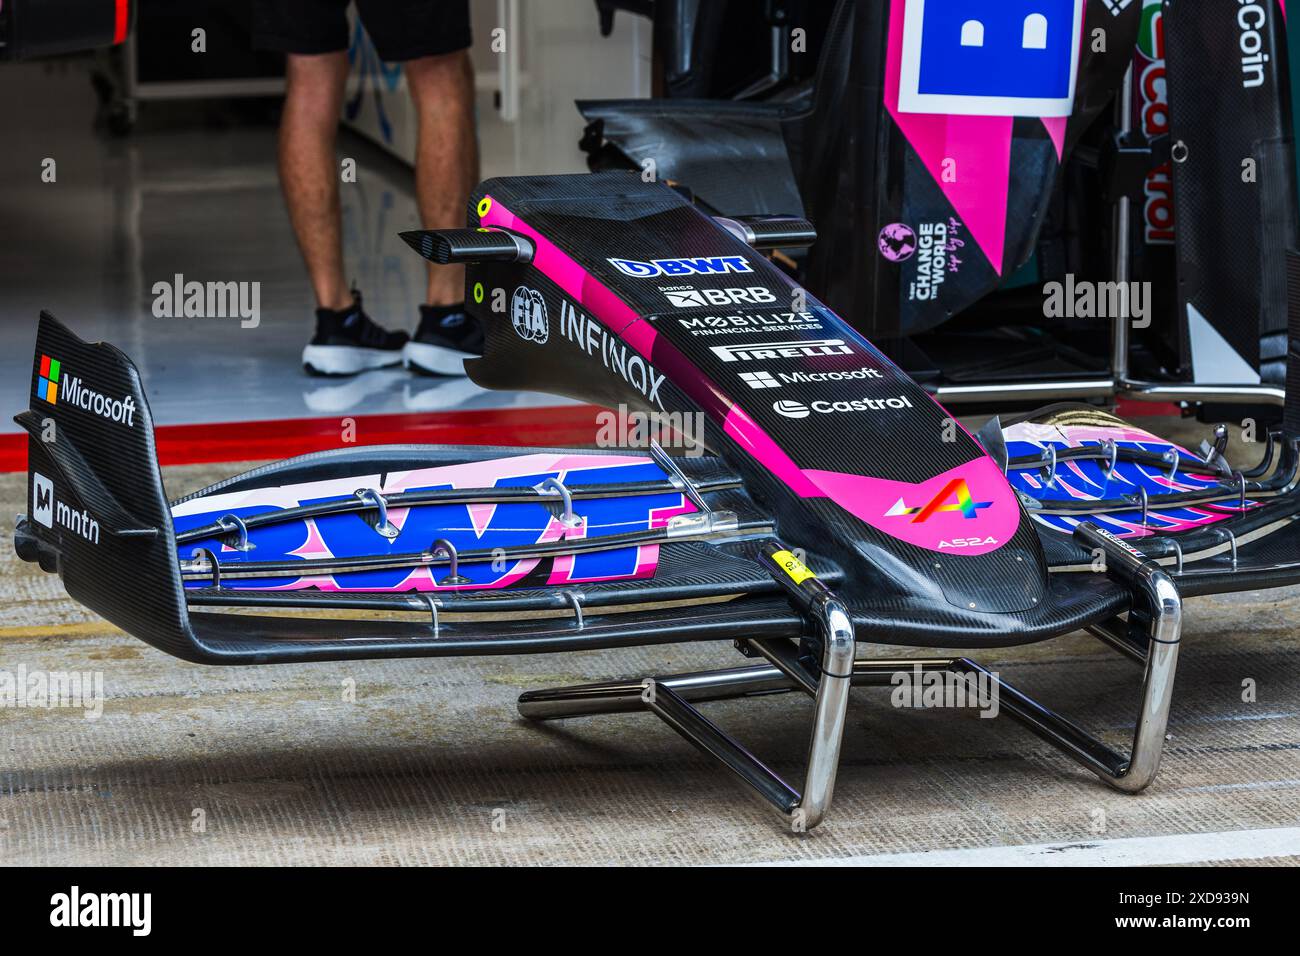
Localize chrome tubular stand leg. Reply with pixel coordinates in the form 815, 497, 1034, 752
515, 665, 798, 720
644, 683, 802, 813
515, 652, 815, 821
889, 529, 1179, 792
1121, 623, 1180, 791
518, 529, 1183, 827
842, 580, 1178, 795
792, 598, 854, 829
1072, 522, 1182, 791
517, 542, 856, 831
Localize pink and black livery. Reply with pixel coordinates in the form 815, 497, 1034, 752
14, 172, 1300, 829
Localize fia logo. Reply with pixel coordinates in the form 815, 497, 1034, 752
33, 472, 54, 529
509, 286, 549, 344
898, 0, 1084, 117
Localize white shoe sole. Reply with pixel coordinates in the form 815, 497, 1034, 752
302, 344, 404, 376
402, 341, 475, 376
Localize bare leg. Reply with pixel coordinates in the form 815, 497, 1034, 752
278, 52, 352, 311
405, 50, 479, 306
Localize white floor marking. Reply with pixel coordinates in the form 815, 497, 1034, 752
749, 826, 1300, 867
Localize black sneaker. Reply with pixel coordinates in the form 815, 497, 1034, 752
402, 303, 483, 376
302, 290, 409, 376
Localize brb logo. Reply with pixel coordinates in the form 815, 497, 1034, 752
898, 0, 1084, 117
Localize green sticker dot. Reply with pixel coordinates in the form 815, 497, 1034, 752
477, 197, 492, 218
473, 282, 484, 304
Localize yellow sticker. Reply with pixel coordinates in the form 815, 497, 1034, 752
473, 282, 484, 304
477, 197, 492, 218
772, 549, 815, 585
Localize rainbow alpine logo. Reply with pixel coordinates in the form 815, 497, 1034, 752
898, 0, 1084, 117
806, 459, 1018, 555
885, 478, 993, 522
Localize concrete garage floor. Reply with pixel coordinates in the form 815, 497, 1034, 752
2, 420, 1299, 866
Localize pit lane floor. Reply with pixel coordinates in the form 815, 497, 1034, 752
2, 423, 1298, 866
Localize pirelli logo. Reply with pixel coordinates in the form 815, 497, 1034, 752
709, 339, 854, 363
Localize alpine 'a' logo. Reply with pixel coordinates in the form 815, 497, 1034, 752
885, 478, 993, 523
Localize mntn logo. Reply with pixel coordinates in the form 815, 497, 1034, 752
35, 353, 61, 404
885, 478, 993, 523
32, 472, 54, 529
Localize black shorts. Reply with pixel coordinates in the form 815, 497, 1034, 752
253, 0, 472, 62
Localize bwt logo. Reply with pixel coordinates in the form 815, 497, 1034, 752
898, 0, 1084, 117
608, 256, 754, 278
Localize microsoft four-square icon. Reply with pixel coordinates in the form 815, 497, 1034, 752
36, 353, 60, 404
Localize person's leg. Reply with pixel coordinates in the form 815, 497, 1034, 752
256, 0, 407, 375
278, 51, 352, 311
405, 50, 479, 307
357, 0, 478, 374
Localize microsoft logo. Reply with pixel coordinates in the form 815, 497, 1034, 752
36, 354, 60, 404
739, 371, 781, 390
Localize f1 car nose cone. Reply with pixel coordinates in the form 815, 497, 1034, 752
805, 457, 1021, 557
